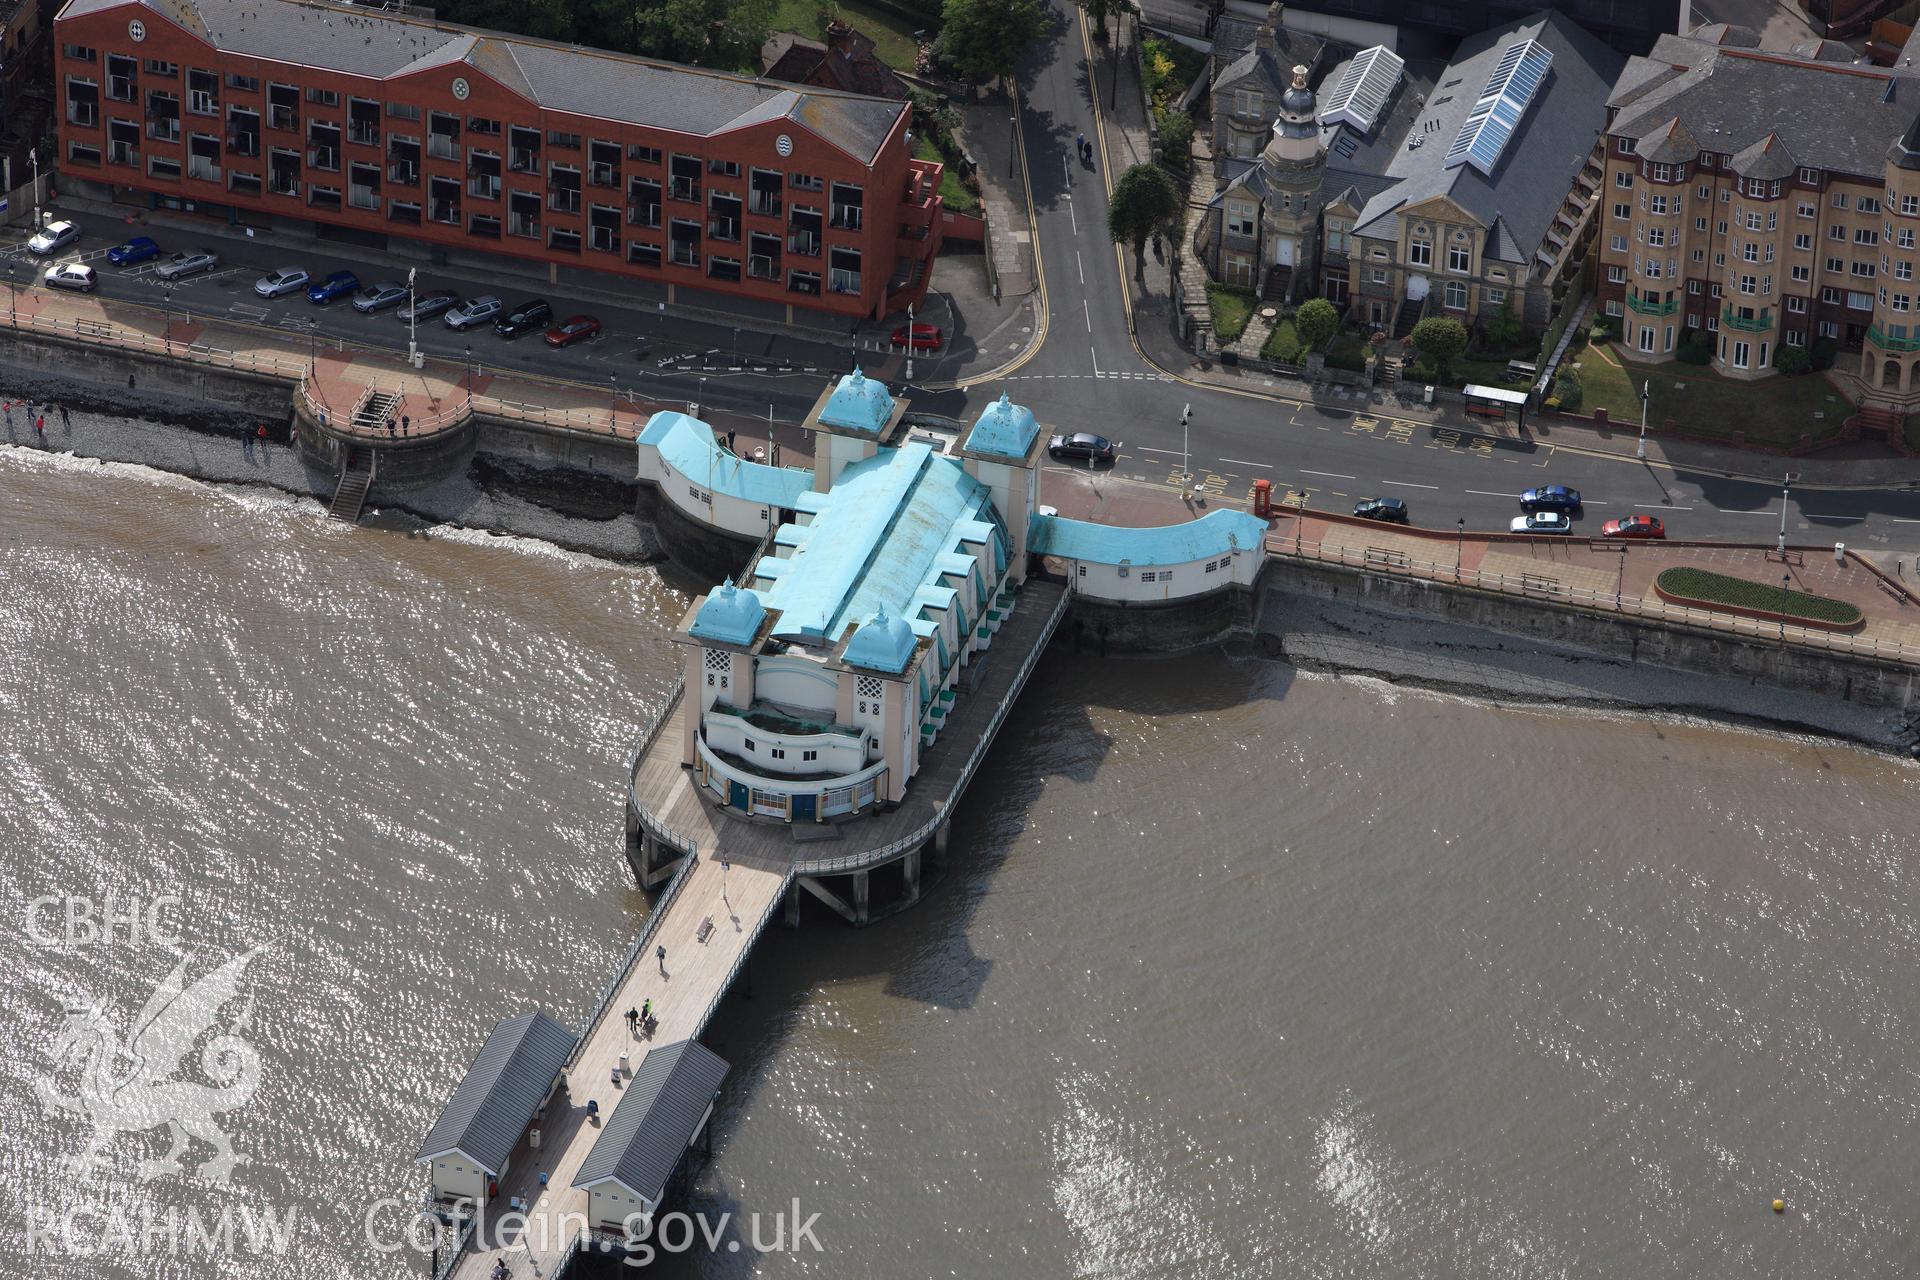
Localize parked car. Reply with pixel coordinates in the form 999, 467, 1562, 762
1601, 514, 1667, 539
253, 266, 311, 299
1352, 497, 1410, 524
1047, 432, 1115, 464
43, 262, 97, 293
544, 314, 602, 347
106, 235, 162, 266
1510, 511, 1573, 535
443, 295, 501, 330
1519, 484, 1582, 514
307, 270, 360, 304
26, 220, 81, 256
890, 321, 943, 351
398, 291, 459, 323
154, 249, 220, 280
494, 298, 553, 338
352, 281, 409, 314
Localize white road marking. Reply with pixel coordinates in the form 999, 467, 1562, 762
1076, 251, 1084, 284
1302, 469, 1355, 479
1893, 518, 1920, 523
1464, 489, 1519, 498
1720, 509, 1777, 515
1646, 504, 1694, 511
1084, 299, 1091, 331
1382, 480, 1439, 489
1134, 446, 1182, 455
1219, 457, 1272, 468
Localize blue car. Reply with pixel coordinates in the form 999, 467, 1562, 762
307, 270, 360, 304
1519, 484, 1582, 514
106, 235, 161, 266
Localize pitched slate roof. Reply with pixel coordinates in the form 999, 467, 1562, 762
1348, 11, 1622, 264
1611, 37, 1920, 179
61, 0, 904, 162
574, 1040, 729, 1205
416, 1011, 576, 1175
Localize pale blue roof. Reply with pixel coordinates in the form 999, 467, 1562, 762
757, 441, 1005, 650
966, 393, 1040, 458
690, 579, 766, 645
640, 411, 815, 509
818, 369, 896, 434
1028, 510, 1269, 567
843, 607, 918, 673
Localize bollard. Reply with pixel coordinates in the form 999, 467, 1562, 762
1834, 541, 1845, 565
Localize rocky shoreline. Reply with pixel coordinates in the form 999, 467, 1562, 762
0, 359, 660, 563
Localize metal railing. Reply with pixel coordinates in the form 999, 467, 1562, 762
692, 867, 792, 1037
790, 582, 1073, 876
1265, 533, 1920, 667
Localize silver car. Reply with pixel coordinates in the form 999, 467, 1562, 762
44, 262, 97, 292
26, 220, 81, 255
155, 249, 220, 280
254, 266, 310, 298
443, 295, 502, 330
352, 281, 409, 314
1509, 511, 1573, 535
397, 290, 459, 322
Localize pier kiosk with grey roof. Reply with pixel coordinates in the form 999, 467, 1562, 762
574, 1040, 731, 1239
416, 1011, 576, 1206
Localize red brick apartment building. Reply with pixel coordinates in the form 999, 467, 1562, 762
52, 0, 943, 321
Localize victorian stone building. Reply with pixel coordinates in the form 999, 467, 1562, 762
1208, 2, 1326, 176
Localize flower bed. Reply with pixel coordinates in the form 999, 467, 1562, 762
1654, 567, 1864, 630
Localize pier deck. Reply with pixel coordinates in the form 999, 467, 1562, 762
447, 855, 788, 1280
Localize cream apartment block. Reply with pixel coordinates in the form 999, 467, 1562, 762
1600, 26, 1920, 401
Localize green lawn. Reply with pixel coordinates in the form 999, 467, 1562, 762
767, 0, 925, 73
1573, 343, 1848, 447
914, 135, 978, 213
1455, 356, 1533, 391
1208, 284, 1255, 344
1657, 567, 1863, 625
1259, 316, 1301, 362
1327, 332, 1368, 372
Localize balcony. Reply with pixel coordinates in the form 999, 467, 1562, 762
508, 215, 539, 238
628, 206, 662, 228
268, 106, 297, 131
227, 132, 259, 158
589, 163, 618, 187
1869, 324, 1920, 352
109, 143, 138, 166
829, 205, 863, 231
669, 178, 698, 202
749, 191, 781, 218
188, 157, 219, 182
590, 227, 619, 253
548, 189, 581, 214
348, 122, 379, 146
427, 135, 459, 161
508, 148, 538, 173
388, 161, 418, 185
670, 244, 698, 267
268, 175, 299, 197
1626, 294, 1678, 316
349, 187, 378, 211
708, 217, 738, 242
787, 233, 820, 257
67, 105, 98, 128
308, 146, 339, 172
1720, 307, 1772, 332
468, 176, 500, 200
147, 119, 181, 143
108, 77, 136, 103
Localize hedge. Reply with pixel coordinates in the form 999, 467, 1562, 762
1656, 567, 1863, 626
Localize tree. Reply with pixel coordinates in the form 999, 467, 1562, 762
1157, 111, 1193, 171
1075, 0, 1136, 41
1106, 163, 1183, 282
1552, 366, 1583, 411
1775, 345, 1813, 376
1295, 298, 1338, 351
1410, 316, 1468, 383
938, 0, 1047, 85
1485, 297, 1523, 352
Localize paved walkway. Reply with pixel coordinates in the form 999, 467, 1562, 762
958, 88, 1037, 298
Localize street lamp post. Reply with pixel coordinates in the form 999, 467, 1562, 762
904, 302, 914, 382
1636, 378, 1650, 460
406, 267, 418, 366
30, 147, 42, 230
7, 264, 14, 328
1180, 402, 1191, 489
1456, 517, 1465, 581
1781, 573, 1791, 640
1776, 473, 1794, 556
464, 343, 473, 409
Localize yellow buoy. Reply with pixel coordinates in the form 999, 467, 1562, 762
1772, 1199, 1786, 1214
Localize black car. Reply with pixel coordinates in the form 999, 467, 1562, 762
494, 298, 553, 338
1048, 432, 1115, 464
1352, 497, 1410, 524
1519, 484, 1582, 514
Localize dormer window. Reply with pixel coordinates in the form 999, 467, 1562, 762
1617, 137, 1637, 155
1233, 90, 1262, 116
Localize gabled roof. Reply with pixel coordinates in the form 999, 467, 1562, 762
59, 0, 905, 162
1636, 115, 1700, 163
1730, 131, 1796, 179
1610, 36, 1920, 179
416, 1012, 576, 1175
1348, 10, 1622, 265
574, 1041, 729, 1206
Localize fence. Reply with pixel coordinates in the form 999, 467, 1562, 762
6, 306, 310, 380
1266, 533, 1920, 667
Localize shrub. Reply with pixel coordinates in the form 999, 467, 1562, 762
1775, 345, 1813, 376
1811, 336, 1838, 371
1158, 111, 1194, 171
1484, 297, 1524, 352
1552, 366, 1583, 411
1657, 567, 1863, 626
1410, 316, 1468, 383
1676, 330, 1713, 366
1295, 298, 1339, 351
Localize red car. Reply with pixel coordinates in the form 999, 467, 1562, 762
1601, 514, 1666, 539
544, 314, 602, 347
890, 322, 943, 351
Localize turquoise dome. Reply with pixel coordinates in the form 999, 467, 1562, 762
843, 606, 916, 673
689, 578, 765, 646
967, 392, 1040, 458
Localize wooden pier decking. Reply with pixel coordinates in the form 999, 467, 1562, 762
446, 855, 787, 1280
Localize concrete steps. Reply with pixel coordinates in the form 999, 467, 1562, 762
329, 447, 373, 523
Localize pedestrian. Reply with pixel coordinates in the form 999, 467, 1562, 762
33, 414, 44, 441
59, 404, 70, 432
611, 1065, 621, 1087
387, 414, 396, 437
401, 414, 410, 436
625, 1006, 639, 1035
243, 429, 254, 458
657, 943, 667, 976
725, 429, 736, 454
1075, 131, 1085, 153
4, 401, 12, 428
641, 997, 652, 1023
